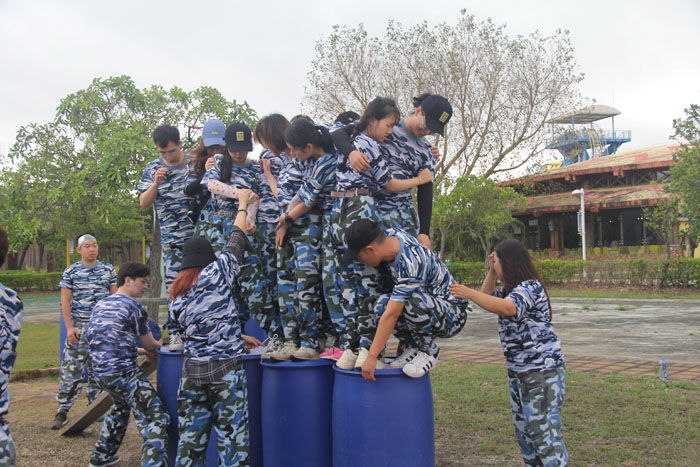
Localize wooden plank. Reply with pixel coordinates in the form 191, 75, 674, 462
59, 358, 158, 436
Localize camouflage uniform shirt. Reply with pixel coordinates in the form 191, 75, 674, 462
385, 228, 468, 308
59, 261, 117, 325
374, 118, 434, 210
494, 280, 565, 373
297, 152, 336, 212
336, 132, 392, 192
86, 293, 150, 377
257, 150, 284, 223
277, 152, 305, 208
0, 283, 23, 415
201, 155, 262, 212
138, 157, 195, 248
169, 252, 245, 361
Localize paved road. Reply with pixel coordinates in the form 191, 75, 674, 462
438, 297, 700, 364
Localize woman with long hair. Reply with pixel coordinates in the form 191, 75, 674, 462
169, 189, 262, 466
450, 239, 568, 466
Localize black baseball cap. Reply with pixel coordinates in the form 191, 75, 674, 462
341, 219, 382, 263
421, 94, 453, 136
180, 237, 217, 270
225, 122, 253, 152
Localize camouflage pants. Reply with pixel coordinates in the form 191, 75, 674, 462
255, 223, 282, 336
277, 211, 324, 349
90, 368, 170, 467
163, 244, 184, 293
56, 323, 101, 412
0, 420, 15, 466
176, 367, 249, 466
319, 210, 338, 341
330, 194, 382, 350
375, 292, 468, 357
377, 200, 419, 236
508, 365, 568, 467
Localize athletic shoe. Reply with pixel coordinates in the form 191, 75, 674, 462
291, 346, 320, 361
260, 335, 283, 361
402, 351, 438, 378
51, 410, 67, 430
89, 455, 120, 467
354, 348, 386, 369
388, 348, 419, 369
169, 334, 183, 352
319, 346, 340, 360
270, 341, 299, 362
336, 349, 358, 370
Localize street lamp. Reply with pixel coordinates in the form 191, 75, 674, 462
572, 188, 586, 260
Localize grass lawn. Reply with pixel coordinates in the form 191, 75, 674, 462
432, 361, 700, 465
14, 322, 60, 371
7, 362, 699, 466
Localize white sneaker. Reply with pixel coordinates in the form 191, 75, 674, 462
336, 349, 358, 370
270, 341, 299, 362
389, 348, 419, 368
354, 348, 386, 370
291, 346, 320, 361
261, 335, 283, 361
169, 334, 183, 351
402, 351, 438, 378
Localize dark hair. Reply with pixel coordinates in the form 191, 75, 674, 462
153, 125, 180, 148
254, 114, 289, 155
335, 111, 360, 125
284, 121, 334, 154
353, 97, 400, 137
188, 140, 224, 180
220, 150, 233, 183
0, 226, 8, 269
290, 114, 314, 125
412, 93, 433, 108
494, 239, 552, 316
117, 262, 150, 287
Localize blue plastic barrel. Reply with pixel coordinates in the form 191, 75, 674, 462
157, 347, 263, 467
261, 359, 334, 467
244, 318, 267, 343
332, 367, 435, 467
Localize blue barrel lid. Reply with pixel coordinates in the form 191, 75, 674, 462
261, 359, 333, 369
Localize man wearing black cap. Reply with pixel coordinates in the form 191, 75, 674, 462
331, 93, 453, 249
342, 219, 470, 381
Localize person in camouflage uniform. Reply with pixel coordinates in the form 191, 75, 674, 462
86, 262, 169, 467
329, 97, 433, 370
52, 233, 117, 430
0, 226, 22, 466
196, 123, 281, 341
169, 189, 261, 466
272, 120, 338, 360
341, 220, 469, 381
450, 239, 568, 466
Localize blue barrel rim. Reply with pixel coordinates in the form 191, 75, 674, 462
156, 345, 183, 355
333, 366, 429, 378
242, 353, 261, 362
261, 359, 333, 369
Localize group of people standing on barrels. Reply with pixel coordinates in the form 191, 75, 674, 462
0, 91, 568, 466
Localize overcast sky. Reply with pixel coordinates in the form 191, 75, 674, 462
1, 0, 699, 162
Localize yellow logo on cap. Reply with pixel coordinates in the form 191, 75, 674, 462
236, 131, 244, 141
211, 131, 219, 135
438, 111, 450, 123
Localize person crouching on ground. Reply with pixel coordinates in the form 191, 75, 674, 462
169, 188, 262, 466
449, 239, 568, 466
342, 219, 470, 381
86, 262, 169, 467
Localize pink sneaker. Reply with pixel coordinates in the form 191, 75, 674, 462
320, 346, 341, 360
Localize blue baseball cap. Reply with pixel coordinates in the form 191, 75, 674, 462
202, 119, 226, 147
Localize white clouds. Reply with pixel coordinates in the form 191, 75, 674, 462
1, 0, 699, 156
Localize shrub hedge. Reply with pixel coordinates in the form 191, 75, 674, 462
447, 258, 700, 287
0, 271, 62, 291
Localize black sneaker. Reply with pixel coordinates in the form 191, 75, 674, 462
89, 455, 119, 467
50, 411, 67, 430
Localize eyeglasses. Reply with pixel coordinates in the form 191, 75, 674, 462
158, 148, 179, 156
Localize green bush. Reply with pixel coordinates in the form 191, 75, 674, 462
447, 258, 700, 287
0, 270, 62, 291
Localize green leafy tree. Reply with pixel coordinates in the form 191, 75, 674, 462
669, 103, 700, 253
643, 198, 679, 260
432, 175, 526, 263
303, 11, 583, 184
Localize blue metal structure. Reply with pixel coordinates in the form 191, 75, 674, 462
546, 105, 631, 166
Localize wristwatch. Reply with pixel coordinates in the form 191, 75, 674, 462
284, 213, 294, 225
